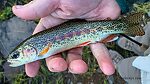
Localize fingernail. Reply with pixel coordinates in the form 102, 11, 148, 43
68, 67, 74, 73
101, 63, 115, 75
15, 5, 23, 9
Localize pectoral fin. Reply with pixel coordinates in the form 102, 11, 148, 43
39, 43, 52, 56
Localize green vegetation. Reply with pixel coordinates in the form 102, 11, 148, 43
133, 2, 150, 13
0, 7, 12, 21
0, 0, 32, 21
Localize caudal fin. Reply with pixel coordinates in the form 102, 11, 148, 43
121, 12, 150, 36
126, 25, 145, 36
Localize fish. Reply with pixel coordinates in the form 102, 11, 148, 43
7, 12, 150, 67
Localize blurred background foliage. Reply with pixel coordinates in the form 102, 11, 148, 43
0, 0, 31, 21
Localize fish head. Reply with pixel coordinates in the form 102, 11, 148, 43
7, 43, 38, 67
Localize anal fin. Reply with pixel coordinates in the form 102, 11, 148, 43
101, 34, 118, 43
77, 41, 91, 47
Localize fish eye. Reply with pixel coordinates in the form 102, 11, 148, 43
12, 52, 20, 59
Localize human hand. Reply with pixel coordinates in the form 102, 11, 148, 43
12, 0, 121, 77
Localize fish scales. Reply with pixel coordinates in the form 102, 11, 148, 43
7, 12, 150, 67
25, 21, 126, 54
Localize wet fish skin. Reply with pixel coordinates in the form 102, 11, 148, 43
7, 12, 149, 67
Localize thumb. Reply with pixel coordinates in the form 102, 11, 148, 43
12, 0, 59, 20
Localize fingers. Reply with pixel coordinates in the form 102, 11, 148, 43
46, 54, 68, 72
25, 61, 40, 77
12, 0, 59, 20
90, 43, 115, 75
67, 48, 88, 74
45, 48, 88, 74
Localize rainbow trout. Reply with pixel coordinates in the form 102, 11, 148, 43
7, 13, 150, 67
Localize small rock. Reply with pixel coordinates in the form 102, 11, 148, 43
0, 17, 36, 57
0, 17, 36, 81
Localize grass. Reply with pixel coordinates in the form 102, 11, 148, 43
0, 1, 150, 84
0, 7, 12, 21
0, 0, 32, 21
133, 2, 150, 13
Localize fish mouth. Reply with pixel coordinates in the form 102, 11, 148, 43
7, 59, 22, 67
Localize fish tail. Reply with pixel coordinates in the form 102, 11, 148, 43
125, 24, 145, 36
121, 12, 150, 36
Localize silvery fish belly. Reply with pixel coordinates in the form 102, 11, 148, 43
7, 12, 148, 67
